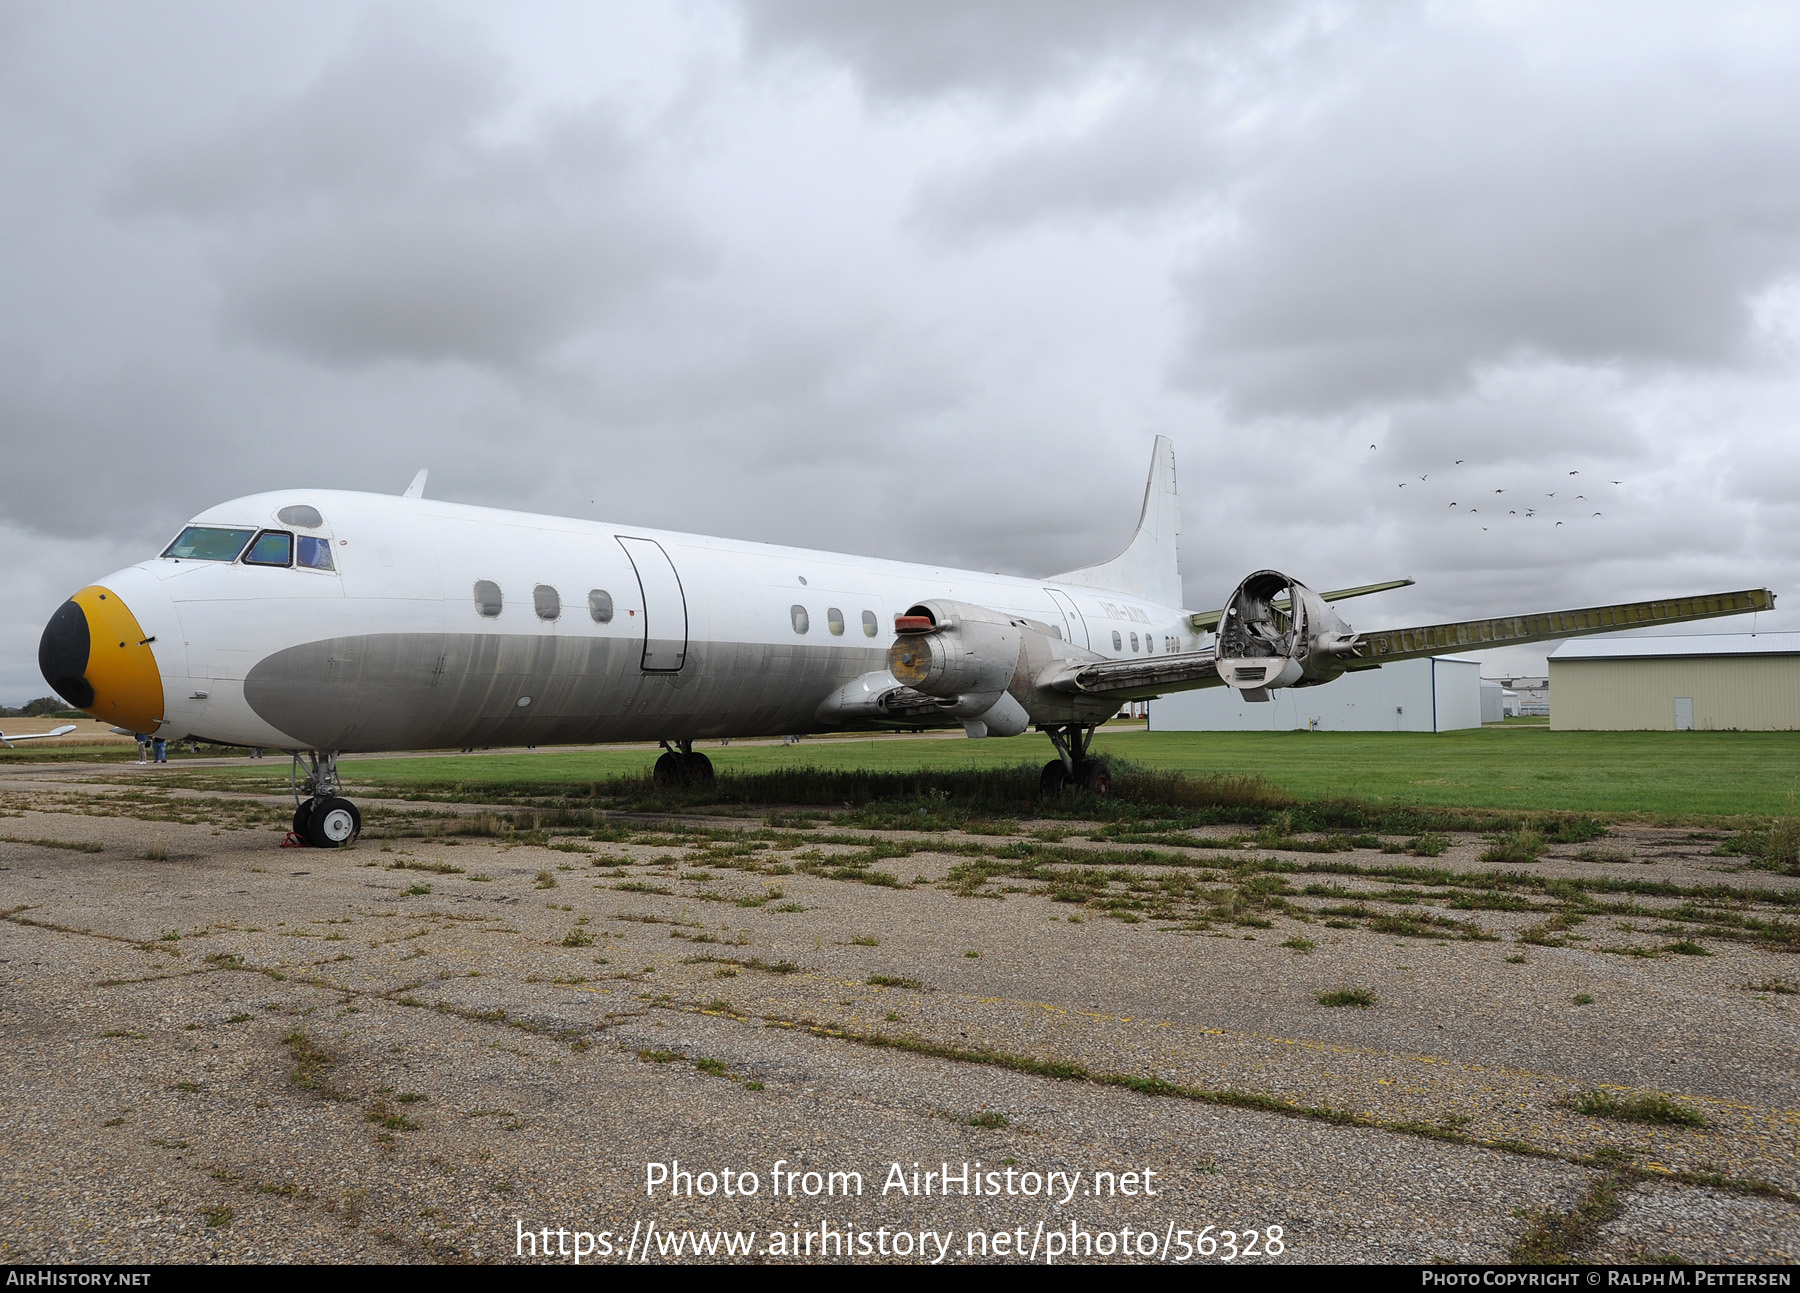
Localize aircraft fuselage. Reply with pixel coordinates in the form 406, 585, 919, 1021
49, 489, 1199, 752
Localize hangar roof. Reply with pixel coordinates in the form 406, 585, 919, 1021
1549, 633, 1800, 661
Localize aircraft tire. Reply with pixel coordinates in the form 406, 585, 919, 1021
1074, 759, 1113, 797
292, 798, 316, 835
652, 752, 684, 788
305, 796, 361, 848
1039, 760, 1070, 794
682, 752, 715, 783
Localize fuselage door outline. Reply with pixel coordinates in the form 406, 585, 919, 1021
616, 536, 689, 673
1044, 587, 1091, 650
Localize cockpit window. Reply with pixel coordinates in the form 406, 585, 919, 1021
296, 536, 335, 571
243, 530, 294, 567
163, 526, 255, 562
277, 505, 324, 528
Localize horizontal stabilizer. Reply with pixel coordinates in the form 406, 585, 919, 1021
1189, 577, 1414, 633
0, 722, 77, 748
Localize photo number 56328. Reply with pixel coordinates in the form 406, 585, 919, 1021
1171, 1226, 1284, 1262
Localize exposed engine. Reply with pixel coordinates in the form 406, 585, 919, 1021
1214, 570, 1360, 701
886, 599, 1101, 736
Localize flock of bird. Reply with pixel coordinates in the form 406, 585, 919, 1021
1371, 445, 1622, 532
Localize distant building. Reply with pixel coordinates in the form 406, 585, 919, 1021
1547, 633, 1800, 731
1151, 656, 1482, 733
1493, 675, 1549, 717
1480, 680, 1507, 724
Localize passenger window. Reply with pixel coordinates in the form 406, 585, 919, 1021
534, 585, 560, 620
474, 580, 503, 617
1146, 636, 1155, 654
164, 526, 255, 562
243, 530, 294, 567
589, 589, 614, 623
1130, 632, 1140, 652
277, 505, 324, 529
1112, 630, 1123, 651
862, 610, 878, 637
296, 536, 335, 571
827, 607, 845, 636
791, 605, 810, 634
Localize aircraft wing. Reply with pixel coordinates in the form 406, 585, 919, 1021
1341, 587, 1775, 667
0, 723, 77, 748
1045, 586, 1775, 704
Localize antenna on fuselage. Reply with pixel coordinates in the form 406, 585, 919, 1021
403, 469, 429, 499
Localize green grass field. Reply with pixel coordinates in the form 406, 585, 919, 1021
134, 726, 1800, 821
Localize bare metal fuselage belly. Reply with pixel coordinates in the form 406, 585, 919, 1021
241, 633, 892, 752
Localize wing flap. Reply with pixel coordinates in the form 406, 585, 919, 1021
1050, 649, 1221, 699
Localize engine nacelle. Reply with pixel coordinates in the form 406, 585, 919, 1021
1214, 570, 1359, 700
887, 599, 1068, 737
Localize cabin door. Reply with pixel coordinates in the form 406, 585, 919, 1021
1043, 588, 1090, 649
616, 537, 689, 672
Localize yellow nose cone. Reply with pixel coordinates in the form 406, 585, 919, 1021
71, 585, 165, 733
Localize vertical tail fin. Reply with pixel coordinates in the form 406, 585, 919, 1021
1048, 436, 1183, 607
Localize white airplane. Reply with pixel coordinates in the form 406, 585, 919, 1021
36, 439, 1772, 848
0, 722, 77, 749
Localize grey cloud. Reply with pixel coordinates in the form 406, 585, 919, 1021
119, 29, 702, 365
883, 6, 1800, 415
1176, 22, 1800, 412
7, 3, 1800, 702
911, 97, 1225, 233
734, 0, 1260, 102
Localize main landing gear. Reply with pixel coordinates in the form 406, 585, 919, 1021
289, 750, 361, 848
1039, 723, 1112, 797
653, 738, 716, 789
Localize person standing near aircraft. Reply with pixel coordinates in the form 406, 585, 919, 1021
151, 736, 166, 764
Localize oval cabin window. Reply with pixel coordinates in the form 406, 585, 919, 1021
827, 607, 845, 636
588, 589, 614, 623
862, 610, 878, 637
791, 604, 810, 634
1112, 630, 1123, 651
534, 584, 561, 621
474, 580, 503, 618
1130, 632, 1140, 651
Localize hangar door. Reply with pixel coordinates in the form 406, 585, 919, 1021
617, 537, 689, 672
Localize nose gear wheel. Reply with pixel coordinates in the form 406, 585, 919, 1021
302, 796, 361, 848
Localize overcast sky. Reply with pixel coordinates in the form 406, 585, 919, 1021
4, 0, 1799, 703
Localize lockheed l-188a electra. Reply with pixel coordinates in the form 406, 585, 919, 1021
36, 439, 1774, 848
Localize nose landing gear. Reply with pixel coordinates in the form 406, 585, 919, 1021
288, 751, 361, 848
